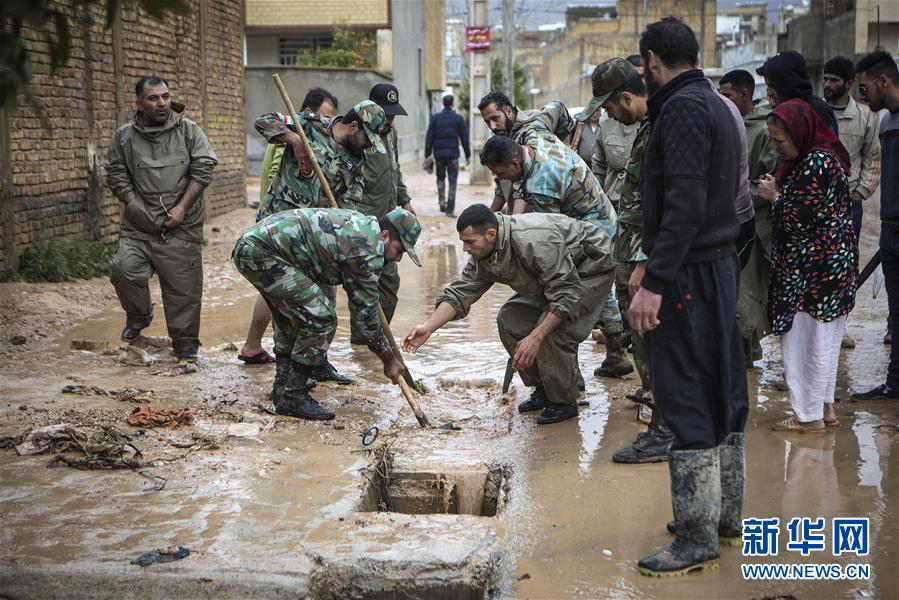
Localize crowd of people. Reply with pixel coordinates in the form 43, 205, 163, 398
100, 15, 898, 579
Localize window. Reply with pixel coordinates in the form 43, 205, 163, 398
279, 36, 333, 66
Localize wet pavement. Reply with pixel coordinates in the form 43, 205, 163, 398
1, 169, 897, 598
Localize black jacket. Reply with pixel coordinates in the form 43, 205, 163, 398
640, 69, 741, 294
425, 108, 471, 160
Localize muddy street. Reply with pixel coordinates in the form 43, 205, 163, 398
1, 169, 897, 599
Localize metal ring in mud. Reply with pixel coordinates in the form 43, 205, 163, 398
362, 426, 379, 447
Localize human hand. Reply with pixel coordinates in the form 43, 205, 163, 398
629, 262, 646, 298
758, 174, 779, 203
291, 141, 313, 176
628, 287, 662, 333
402, 324, 432, 353
163, 204, 186, 228
382, 354, 405, 383
403, 203, 417, 216
512, 332, 543, 371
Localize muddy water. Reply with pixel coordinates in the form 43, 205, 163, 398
9, 195, 899, 597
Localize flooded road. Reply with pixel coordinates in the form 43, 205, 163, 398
2, 170, 897, 598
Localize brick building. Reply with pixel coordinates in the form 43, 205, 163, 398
0, 0, 246, 268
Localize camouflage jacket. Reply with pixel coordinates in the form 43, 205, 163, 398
357, 127, 411, 218
437, 213, 613, 322
254, 112, 364, 220
242, 208, 389, 354
612, 118, 650, 265
514, 134, 616, 238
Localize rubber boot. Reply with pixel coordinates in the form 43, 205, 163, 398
639, 448, 721, 577
310, 358, 352, 385
613, 409, 674, 464
666, 433, 744, 546
269, 353, 292, 403
273, 362, 335, 421
593, 332, 634, 377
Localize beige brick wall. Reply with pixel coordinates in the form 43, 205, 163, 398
0, 0, 245, 268
246, 0, 388, 28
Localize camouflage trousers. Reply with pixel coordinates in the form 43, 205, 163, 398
233, 239, 336, 366
616, 261, 651, 393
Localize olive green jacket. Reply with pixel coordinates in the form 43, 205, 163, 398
357, 127, 411, 218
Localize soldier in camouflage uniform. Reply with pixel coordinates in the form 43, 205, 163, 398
349, 84, 416, 344
238, 100, 387, 384
233, 207, 421, 420
583, 57, 675, 463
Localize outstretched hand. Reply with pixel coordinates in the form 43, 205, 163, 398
402, 324, 432, 353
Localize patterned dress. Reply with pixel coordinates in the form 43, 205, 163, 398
768, 149, 858, 335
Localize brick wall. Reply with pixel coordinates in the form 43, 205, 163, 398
245, 0, 388, 28
0, 0, 245, 268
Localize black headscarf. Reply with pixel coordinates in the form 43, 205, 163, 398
758, 51, 838, 135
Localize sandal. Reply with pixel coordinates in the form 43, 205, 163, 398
237, 350, 275, 365
772, 416, 826, 434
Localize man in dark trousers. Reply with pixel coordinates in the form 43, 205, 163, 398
425, 95, 470, 216
628, 17, 748, 577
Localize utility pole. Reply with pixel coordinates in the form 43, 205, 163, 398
502, 0, 515, 103
469, 0, 491, 184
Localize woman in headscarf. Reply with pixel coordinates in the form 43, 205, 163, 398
758, 99, 857, 433
758, 51, 839, 135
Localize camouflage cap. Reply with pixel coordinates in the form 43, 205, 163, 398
580, 58, 640, 122
353, 100, 388, 154
384, 207, 422, 267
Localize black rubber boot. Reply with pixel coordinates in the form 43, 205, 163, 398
536, 402, 578, 424
269, 353, 292, 403
612, 411, 674, 464
310, 358, 352, 385
593, 333, 634, 377
666, 433, 743, 546
273, 362, 335, 421
639, 448, 721, 577
518, 387, 548, 413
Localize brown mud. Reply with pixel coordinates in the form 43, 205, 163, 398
0, 170, 897, 598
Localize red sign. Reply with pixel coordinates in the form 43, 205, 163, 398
465, 26, 491, 52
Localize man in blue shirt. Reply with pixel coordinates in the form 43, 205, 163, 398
425, 95, 471, 216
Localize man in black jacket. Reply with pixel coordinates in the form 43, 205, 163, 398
628, 17, 749, 577
425, 95, 471, 216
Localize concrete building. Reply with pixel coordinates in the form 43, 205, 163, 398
522, 0, 718, 108
712, 3, 778, 96
779, 0, 899, 90
0, 0, 246, 268
244, 0, 445, 174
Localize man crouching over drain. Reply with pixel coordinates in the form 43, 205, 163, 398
233, 207, 420, 420
402, 204, 614, 424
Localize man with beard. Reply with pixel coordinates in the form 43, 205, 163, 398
630, 17, 748, 577
250, 100, 388, 387
104, 76, 218, 363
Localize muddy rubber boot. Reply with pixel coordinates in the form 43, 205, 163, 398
518, 387, 549, 413
268, 353, 292, 404
536, 402, 578, 424
593, 333, 634, 377
273, 362, 335, 421
310, 358, 352, 385
666, 433, 743, 545
639, 448, 721, 577
612, 411, 674, 464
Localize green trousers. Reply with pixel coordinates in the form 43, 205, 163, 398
350, 260, 398, 343
615, 261, 651, 392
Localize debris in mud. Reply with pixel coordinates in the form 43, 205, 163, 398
14, 423, 143, 470
130, 546, 190, 567
62, 384, 156, 403
70, 339, 108, 352
119, 336, 175, 366
119, 345, 159, 366
517, 573, 531, 581
436, 422, 462, 431
151, 362, 199, 377
9, 335, 27, 345
436, 377, 496, 390
127, 406, 196, 429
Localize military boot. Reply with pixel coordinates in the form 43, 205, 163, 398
273, 362, 335, 421
639, 448, 721, 577
268, 353, 292, 404
310, 358, 352, 385
612, 410, 674, 463
666, 433, 744, 546
518, 386, 549, 413
593, 332, 634, 377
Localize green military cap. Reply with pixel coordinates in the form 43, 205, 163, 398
384, 207, 422, 267
353, 100, 388, 155
580, 57, 640, 122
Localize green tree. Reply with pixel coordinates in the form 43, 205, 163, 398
459, 56, 528, 113
2, 0, 190, 113
294, 27, 376, 69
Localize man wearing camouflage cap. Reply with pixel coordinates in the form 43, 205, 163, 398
585, 57, 676, 464
233, 207, 421, 421
241, 100, 388, 385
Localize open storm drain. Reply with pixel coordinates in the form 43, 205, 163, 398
358, 462, 511, 517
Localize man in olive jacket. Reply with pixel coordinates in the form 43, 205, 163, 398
103, 76, 218, 361
402, 204, 614, 425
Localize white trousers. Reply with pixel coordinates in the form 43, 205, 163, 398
781, 312, 847, 422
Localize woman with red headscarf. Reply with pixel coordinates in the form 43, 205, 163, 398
758, 98, 857, 433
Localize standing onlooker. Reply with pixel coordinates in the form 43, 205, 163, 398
852, 51, 899, 401
719, 69, 777, 364
823, 56, 882, 349
574, 109, 601, 164
425, 95, 470, 217
104, 76, 218, 362
759, 99, 856, 431
758, 50, 838, 135
629, 17, 748, 576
